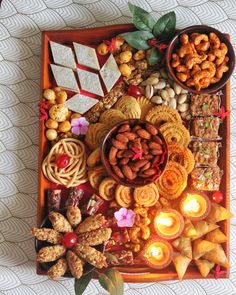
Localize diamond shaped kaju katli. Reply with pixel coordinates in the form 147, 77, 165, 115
100, 54, 121, 92
73, 42, 100, 70
77, 68, 104, 97
64, 94, 99, 114
50, 41, 76, 70
50, 64, 79, 93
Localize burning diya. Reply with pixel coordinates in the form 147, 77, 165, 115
142, 238, 173, 269
180, 191, 211, 221
154, 209, 184, 240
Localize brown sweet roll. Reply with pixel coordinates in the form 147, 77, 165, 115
47, 189, 62, 211
65, 188, 84, 207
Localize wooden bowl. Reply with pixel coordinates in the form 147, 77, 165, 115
166, 25, 235, 94
101, 119, 169, 188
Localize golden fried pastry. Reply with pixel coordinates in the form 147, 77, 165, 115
99, 109, 127, 127
133, 183, 159, 207
49, 104, 69, 122
66, 250, 83, 279
136, 96, 154, 120
31, 227, 62, 244
195, 259, 215, 278
88, 166, 107, 190
193, 239, 216, 260
192, 221, 219, 240
168, 144, 195, 174
183, 219, 197, 238
75, 213, 106, 234
37, 245, 66, 263
156, 161, 188, 199
74, 244, 107, 269
172, 236, 192, 259
173, 253, 191, 280
85, 123, 110, 150
47, 258, 68, 280
206, 203, 233, 223
203, 244, 230, 268
159, 122, 190, 147
115, 184, 134, 208
98, 177, 117, 201
115, 95, 141, 119
87, 147, 101, 168
78, 228, 112, 246
205, 228, 228, 244
66, 206, 82, 228
49, 211, 73, 233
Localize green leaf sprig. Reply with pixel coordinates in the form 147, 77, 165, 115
121, 2, 176, 65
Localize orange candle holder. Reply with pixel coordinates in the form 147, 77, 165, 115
180, 191, 211, 221
154, 209, 184, 240
141, 238, 173, 269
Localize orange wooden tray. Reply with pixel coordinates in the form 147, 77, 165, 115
38, 24, 230, 282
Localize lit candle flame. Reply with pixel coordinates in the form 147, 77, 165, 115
183, 198, 200, 213
155, 215, 174, 227
148, 246, 163, 261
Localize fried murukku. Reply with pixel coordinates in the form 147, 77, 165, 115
115, 95, 141, 119
159, 122, 190, 147
136, 96, 154, 120
99, 109, 127, 127
145, 105, 182, 128
85, 123, 110, 150
133, 183, 159, 207
98, 177, 117, 201
88, 166, 107, 190
156, 161, 188, 199
115, 184, 134, 208
169, 144, 195, 174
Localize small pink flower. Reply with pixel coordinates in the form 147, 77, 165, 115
114, 208, 135, 227
71, 117, 89, 135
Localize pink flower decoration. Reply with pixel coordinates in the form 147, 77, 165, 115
114, 208, 135, 227
71, 117, 89, 135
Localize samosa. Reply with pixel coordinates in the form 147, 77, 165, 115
173, 253, 191, 280
195, 259, 215, 277
203, 244, 230, 268
193, 239, 216, 260
172, 236, 192, 259
192, 221, 219, 240
207, 203, 233, 223
183, 219, 197, 238
205, 228, 228, 244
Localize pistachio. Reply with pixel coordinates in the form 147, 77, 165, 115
178, 93, 188, 104
160, 89, 170, 101
174, 82, 181, 95
153, 80, 166, 90
150, 72, 160, 78
145, 85, 154, 99
151, 96, 162, 104
169, 98, 177, 109
146, 76, 159, 85
181, 88, 188, 94
178, 103, 189, 112
166, 88, 175, 98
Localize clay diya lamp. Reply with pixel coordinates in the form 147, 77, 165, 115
141, 238, 173, 269
154, 209, 184, 240
179, 191, 211, 221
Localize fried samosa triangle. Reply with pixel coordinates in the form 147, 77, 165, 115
207, 203, 233, 223
183, 219, 197, 238
202, 244, 230, 268
192, 221, 219, 240
172, 253, 191, 280
195, 259, 215, 278
193, 239, 216, 260
172, 236, 192, 259
205, 228, 228, 244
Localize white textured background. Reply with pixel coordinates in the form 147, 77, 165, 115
0, 0, 236, 294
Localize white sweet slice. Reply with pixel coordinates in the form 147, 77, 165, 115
73, 42, 100, 70
64, 94, 99, 114
100, 54, 121, 92
50, 64, 79, 93
77, 68, 104, 97
50, 41, 76, 69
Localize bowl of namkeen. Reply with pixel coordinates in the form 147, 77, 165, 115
166, 25, 235, 93
101, 119, 169, 187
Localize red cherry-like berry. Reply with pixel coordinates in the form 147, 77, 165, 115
212, 191, 223, 203
56, 154, 70, 168
127, 85, 144, 98
62, 232, 78, 248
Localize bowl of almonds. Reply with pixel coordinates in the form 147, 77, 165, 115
101, 119, 169, 187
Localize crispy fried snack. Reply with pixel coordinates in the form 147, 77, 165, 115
66, 206, 82, 228
115, 184, 133, 208
74, 244, 107, 269
88, 166, 108, 190
85, 123, 110, 150
159, 122, 190, 147
99, 109, 127, 127
133, 183, 159, 207
31, 227, 62, 244
169, 144, 195, 174
47, 258, 68, 280
136, 96, 154, 120
49, 211, 73, 233
75, 213, 106, 234
66, 250, 83, 279
78, 228, 112, 246
37, 245, 66, 263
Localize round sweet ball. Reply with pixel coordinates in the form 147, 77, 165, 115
119, 51, 132, 63
56, 91, 68, 104
45, 119, 58, 129
46, 129, 57, 141
71, 113, 81, 119
53, 87, 62, 93
58, 120, 71, 133
119, 64, 132, 77
43, 89, 56, 101
97, 43, 109, 55
49, 104, 69, 122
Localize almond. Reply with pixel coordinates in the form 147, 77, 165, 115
145, 123, 158, 135
143, 154, 153, 160
118, 124, 130, 133
141, 142, 149, 154
116, 133, 129, 143
132, 125, 142, 132
152, 155, 161, 164
152, 135, 163, 145
140, 162, 151, 172
133, 159, 148, 169
123, 150, 135, 158
109, 146, 118, 165
117, 150, 125, 158
112, 139, 127, 150
150, 149, 163, 155
112, 165, 124, 178
120, 157, 129, 165
122, 165, 133, 179
123, 132, 137, 140
143, 168, 157, 176
149, 142, 162, 149
136, 128, 151, 139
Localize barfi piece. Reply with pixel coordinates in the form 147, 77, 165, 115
64, 94, 98, 114
100, 54, 121, 92
105, 229, 130, 251
81, 194, 104, 216
190, 141, 220, 167
191, 166, 222, 191
190, 94, 220, 116
77, 68, 104, 96
191, 117, 220, 139
50, 41, 76, 69
73, 42, 100, 70
108, 250, 134, 265
50, 64, 79, 92
47, 189, 61, 211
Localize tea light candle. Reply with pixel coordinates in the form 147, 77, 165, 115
142, 239, 173, 269
180, 191, 211, 221
154, 209, 184, 239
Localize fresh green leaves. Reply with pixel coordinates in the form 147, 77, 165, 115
128, 2, 155, 32
153, 12, 176, 40
98, 269, 124, 295
147, 48, 163, 65
121, 31, 154, 50
74, 272, 93, 295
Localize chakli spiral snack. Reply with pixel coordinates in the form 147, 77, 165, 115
42, 138, 87, 188
136, 96, 154, 120
115, 184, 134, 208
159, 122, 190, 147
133, 183, 159, 207
85, 123, 110, 150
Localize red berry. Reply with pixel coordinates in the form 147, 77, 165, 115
62, 232, 78, 248
212, 191, 223, 203
127, 85, 144, 98
56, 154, 70, 168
